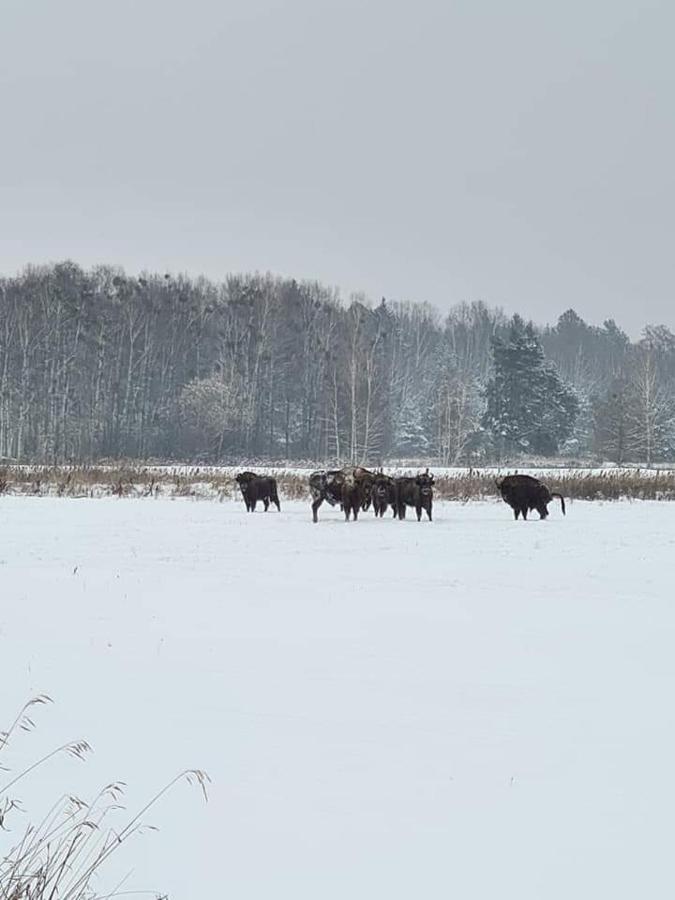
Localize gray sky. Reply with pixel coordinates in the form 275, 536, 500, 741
1, 0, 673, 336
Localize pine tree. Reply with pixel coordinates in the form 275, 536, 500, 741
393, 393, 430, 457
483, 317, 579, 457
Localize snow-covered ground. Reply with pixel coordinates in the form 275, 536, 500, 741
1, 496, 674, 899
108, 463, 675, 477
11, 462, 671, 479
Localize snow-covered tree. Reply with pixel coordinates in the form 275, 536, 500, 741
178, 373, 251, 458
483, 317, 579, 457
591, 378, 633, 463
628, 348, 675, 465
433, 363, 483, 465
393, 392, 430, 457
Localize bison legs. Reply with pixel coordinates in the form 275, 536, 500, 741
311, 497, 324, 523
344, 502, 359, 522
414, 502, 432, 521
373, 499, 386, 517
262, 497, 270, 511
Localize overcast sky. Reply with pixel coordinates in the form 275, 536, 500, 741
1, 0, 673, 335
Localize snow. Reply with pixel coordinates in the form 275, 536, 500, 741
117, 463, 675, 476
1, 495, 674, 899
139, 462, 675, 481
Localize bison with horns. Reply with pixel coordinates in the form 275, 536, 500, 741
371, 472, 397, 518
235, 471, 281, 512
309, 466, 376, 522
394, 469, 435, 521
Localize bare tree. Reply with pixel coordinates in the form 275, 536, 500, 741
629, 347, 675, 465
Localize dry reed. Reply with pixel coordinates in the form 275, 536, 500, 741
0, 464, 674, 502
1, 697, 209, 900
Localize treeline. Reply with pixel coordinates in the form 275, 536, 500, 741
0, 261, 673, 464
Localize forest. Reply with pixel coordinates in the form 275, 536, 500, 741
0, 261, 673, 465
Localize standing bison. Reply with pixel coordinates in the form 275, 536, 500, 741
394, 470, 434, 521
309, 467, 374, 522
341, 471, 365, 522
309, 469, 344, 522
371, 473, 397, 517
496, 474, 565, 520
353, 466, 376, 511
235, 471, 281, 512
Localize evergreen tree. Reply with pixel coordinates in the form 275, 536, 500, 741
393, 393, 430, 457
560, 391, 594, 458
483, 316, 579, 457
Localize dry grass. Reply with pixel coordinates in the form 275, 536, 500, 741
431, 469, 675, 502
0, 466, 234, 501
0, 464, 674, 502
1, 697, 209, 900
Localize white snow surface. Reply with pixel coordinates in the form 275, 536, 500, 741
113, 463, 675, 477
1, 496, 674, 899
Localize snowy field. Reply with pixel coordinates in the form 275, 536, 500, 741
2, 496, 675, 899
98, 463, 675, 477
10, 461, 674, 480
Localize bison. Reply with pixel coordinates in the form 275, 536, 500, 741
309, 467, 375, 522
394, 470, 434, 521
496, 474, 565, 520
235, 471, 281, 512
341, 471, 365, 522
309, 469, 344, 522
371, 473, 397, 517
353, 466, 377, 511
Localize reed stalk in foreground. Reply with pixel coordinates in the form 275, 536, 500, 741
0, 697, 209, 900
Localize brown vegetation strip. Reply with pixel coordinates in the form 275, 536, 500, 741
1, 466, 675, 501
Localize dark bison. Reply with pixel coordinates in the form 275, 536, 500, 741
394, 470, 434, 521
371, 473, 397, 517
353, 466, 376, 511
341, 471, 365, 522
309, 469, 345, 522
309, 467, 374, 522
496, 474, 565, 520
235, 471, 281, 512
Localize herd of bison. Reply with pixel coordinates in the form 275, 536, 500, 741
235, 469, 566, 522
